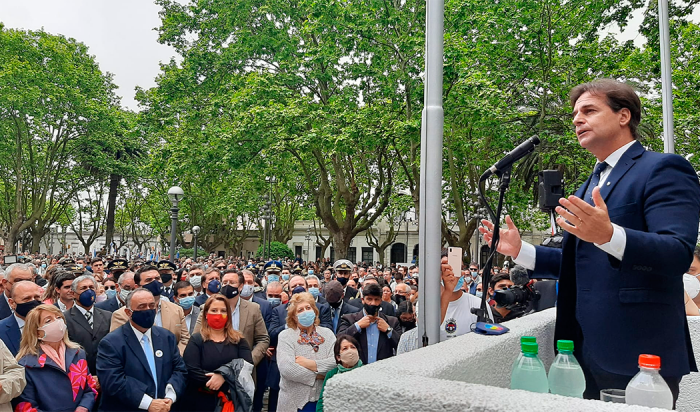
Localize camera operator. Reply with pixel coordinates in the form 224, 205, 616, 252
487, 273, 526, 323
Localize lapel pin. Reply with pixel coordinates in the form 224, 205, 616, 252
606, 182, 610, 186
155, 350, 163, 358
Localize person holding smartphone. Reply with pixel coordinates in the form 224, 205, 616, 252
337, 284, 401, 364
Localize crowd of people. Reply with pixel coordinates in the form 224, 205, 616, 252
0, 250, 518, 412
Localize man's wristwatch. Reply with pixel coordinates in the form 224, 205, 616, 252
386, 326, 393, 334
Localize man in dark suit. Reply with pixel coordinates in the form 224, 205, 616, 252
0, 263, 35, 321
64, 274, 112, 375
346, 276, 396, 317
172, 280, 200, 336
96, 271, 136, 313
324, 280, 360, 334
338, 283, 401, 364
156, 260, 177, 302
480, 79, 700, 402
305, 274, 327, 305
241, 270, 272, 328
0, 281, 42, 356
333, 259, 360, 304
97, 288, 187, 412
194, 268, 221, 307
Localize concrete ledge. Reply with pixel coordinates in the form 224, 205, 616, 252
324, 308, 698, 411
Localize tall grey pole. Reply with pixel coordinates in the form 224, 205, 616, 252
659, 0, 674, 154
193, 234, 198, 260
417, 0, 444, 346
169, 206, 178, 261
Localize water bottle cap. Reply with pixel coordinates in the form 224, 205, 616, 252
521, 336, 536, 344
521, 342, 538, 354
557, 340, 574, 352
638, 354, 661, 369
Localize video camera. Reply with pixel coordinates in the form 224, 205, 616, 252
493, 281, 541, 311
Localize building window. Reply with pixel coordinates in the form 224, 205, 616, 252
316, 246, 322, 260
361, 247, 373, 263
295, 245, 302, 258
347, 247, 357, 263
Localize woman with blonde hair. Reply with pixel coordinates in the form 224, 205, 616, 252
277, 292, 337, 412
180, 294, 253, 412
14, 304, 97, 412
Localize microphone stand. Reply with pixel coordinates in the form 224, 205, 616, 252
472, 166, 512, 323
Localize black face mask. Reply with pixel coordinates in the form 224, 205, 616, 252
337, 277, 349, 287
363, 303, 380, 317
160, 273, 173, 284
221, 285, 239, 299
328, 300, 342, 309
15, 300, 42, 318
400, 318, 416, 330
394, 295, 406, 305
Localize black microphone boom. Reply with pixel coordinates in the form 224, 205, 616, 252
480, 136, 541, 181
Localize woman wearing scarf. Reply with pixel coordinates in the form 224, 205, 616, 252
277, 292, 336, 412
13, 304, 97, 412
315, 335, 363, 412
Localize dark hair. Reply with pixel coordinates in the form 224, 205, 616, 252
55, 272, 76, 289
570, 79, 641, 140
397, 300, 414, 316
362, 283, 382, 298
489, 273, 512, 290
173, 280, 193, 296
333, 334, 361, 364
222, 269, 244, 285
134, 265, 159, 285
91, 258, 103, 265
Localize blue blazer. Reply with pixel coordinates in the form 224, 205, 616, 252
252, 295, 273, 329
0, 294, 12, 321
96, 324, 188, 411
194, 293, 209, 307
0, 315, 21, 356
96, 295, 121, 313
531, 142, 700, 378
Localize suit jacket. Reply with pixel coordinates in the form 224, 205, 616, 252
532, 142, 700, 378
347, 299, 396, 317
110, 298, 190, 354
0, 295, 11, 321
194, 298, 270, 365
161, 284, 175, 303
185, 305, 200, 336
96, 324, 187, 412
194, 292, 210, 307
337, 311, 401, 364
342, 286, 359, 303
95, 295, 121, 313
329, 301, 361, 334
0, 338, 25, 412
0, 315, 21, 356
268, 301, 332, 346
251, 294, 273, 329
64, 305, 112, 374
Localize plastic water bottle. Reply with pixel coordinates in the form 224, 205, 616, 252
511, 336, 537, 376
510, 341, 549, 393
625, 354, 673, 409
548, 340, 586, 398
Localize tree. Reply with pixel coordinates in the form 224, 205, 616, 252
256, 241, 294, 260
70, 183, 108, 254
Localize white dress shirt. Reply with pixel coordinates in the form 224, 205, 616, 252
14, 314, 25, 334
515, 140, 635, 269
129, 324, 177, 409
231, 298, 241, 331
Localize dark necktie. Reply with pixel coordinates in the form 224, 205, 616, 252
85, 310, 93, 329
584, 162, 608, 205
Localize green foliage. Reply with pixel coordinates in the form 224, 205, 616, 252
256, 241, 294, 260
178, 247, 206, 258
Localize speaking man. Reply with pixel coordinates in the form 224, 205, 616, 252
480, 79, 700, 402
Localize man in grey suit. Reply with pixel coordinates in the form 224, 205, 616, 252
64, 275, 112, 375
172, 280, 200, 336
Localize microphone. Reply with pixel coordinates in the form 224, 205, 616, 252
509, 265, 530, 286
480, 136, 541, 181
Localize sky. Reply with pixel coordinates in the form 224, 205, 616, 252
0, 1, 697, 112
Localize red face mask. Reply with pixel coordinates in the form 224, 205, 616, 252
206, 313, 228, 330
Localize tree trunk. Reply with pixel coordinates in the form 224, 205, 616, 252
104, 173, 121, 248
31, 230, 43, 254
331, 232, 351, 259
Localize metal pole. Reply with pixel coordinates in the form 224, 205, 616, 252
193, 234, 198, 261
417, 0, 444, 346
170, 206, 178, 261
659, 0, 674, 154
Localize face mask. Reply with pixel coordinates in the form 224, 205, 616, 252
400, 319, 416, 330
337, 277, 348, 287
14, 300, 42, 318
308, 287, 320, 298
363, 303, 380, 317
328, 299, 342, 308
39, 318, 66, 343
178, 296, 196, 310
206, 313, 228, 329
95, 293, 107, 303
291, 286, 306, 295
683, 274, 700, 299
267, 297, 281, 307
471, 271, 478, 278
394, 295, 406, 305
119, 289, 130, 302
105, 289, 117, 300
254, 286, 263, 293
267, 275, 280, 284
282, 274, 290, 281
189, 275, 202, 288
160, 273, 173, 284
221, 285, 239, 299
207, 280, 221, 294
41, 264, 47, 269
308, 270, 314, 276
130, 309, 156, 329
339, 348, 359, 366
240, 284, 254, 298
78, 289, 96, 307
297, 310, 316, 327
143, 280, 162, 297
453, 276, 465, 292
475, 290, 483, 299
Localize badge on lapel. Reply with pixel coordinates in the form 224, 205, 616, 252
155, 350, 163, 358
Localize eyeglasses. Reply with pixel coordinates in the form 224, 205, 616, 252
105, 285, 116, 290
216, 266, 226, 270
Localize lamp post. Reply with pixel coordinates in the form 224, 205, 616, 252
192, 225, 201, 261
261, 195, 269, 260
305, 228, 311, 262
167, 186, 184, 262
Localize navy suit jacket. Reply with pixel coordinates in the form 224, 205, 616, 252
194, 292, 209, 307
0, 315, 21, 356
268, 300, 332, 346
96, 324, 187, 412
0, 294, 12, 321
531, 142, 700, 378
251, 295, 273, 329
95, 295, 121, 313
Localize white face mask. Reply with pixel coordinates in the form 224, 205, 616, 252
683, 274, 700, 299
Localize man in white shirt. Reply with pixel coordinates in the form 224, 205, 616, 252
440, 257, 492, 340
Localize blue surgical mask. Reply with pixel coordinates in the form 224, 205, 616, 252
453, 276, 465, 292
475, 290, 483, 299
297, 310, 316, 327
308, 287, 320, 298
268, 275, 280, 284
282, 274, 290, 281
178, 296, 196, 310
267, 297, 281, 307
240, 284, 254, 298
207, 279, 221, 293
308, 270, 314, 276
105, 289, 117, 300
41, 263, 47, 269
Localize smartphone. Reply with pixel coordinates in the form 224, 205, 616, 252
448, 247, 462, 277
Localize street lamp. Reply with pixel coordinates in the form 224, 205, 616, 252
167, 186, 184, 262
192, 225, 201, 260
305, 228, 311, 262
261, 195, 269, 260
